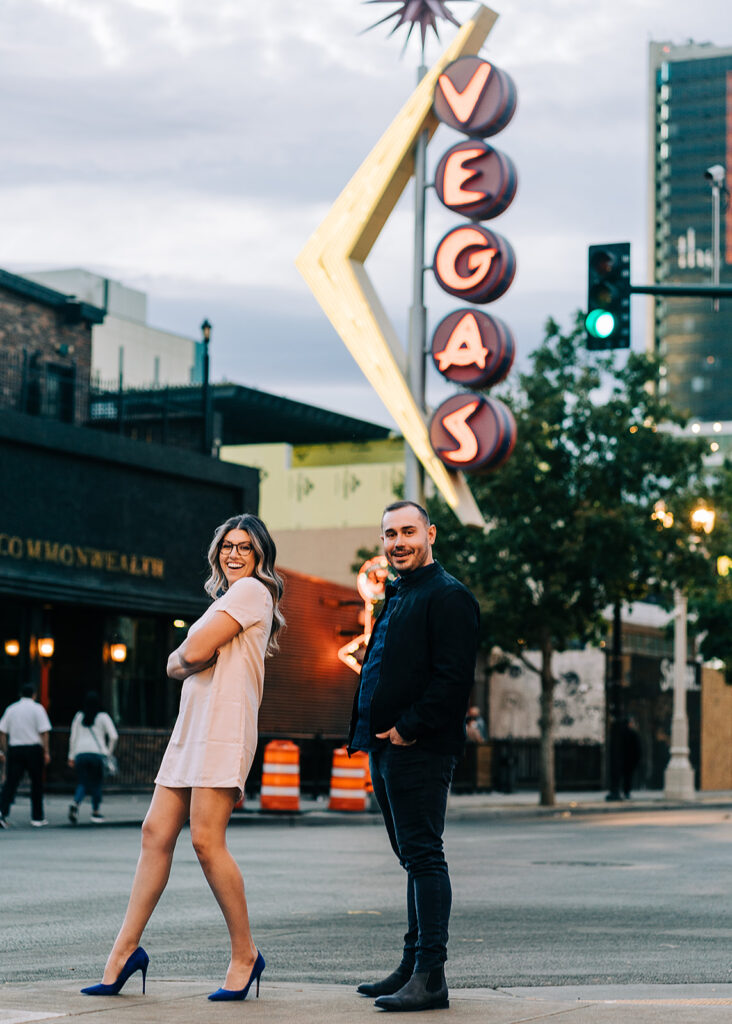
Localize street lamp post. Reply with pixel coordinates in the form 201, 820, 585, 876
664, 586, 695, 800
657, 499, 715, 800
405, 61, 428, 507
703, 164, 725, 313
201, 319, 212, 456
37, 632, 54, 711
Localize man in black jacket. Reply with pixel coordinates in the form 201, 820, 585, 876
349, 500, 480, 1012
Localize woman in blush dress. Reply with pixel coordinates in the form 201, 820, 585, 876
81, 514, 284, 1002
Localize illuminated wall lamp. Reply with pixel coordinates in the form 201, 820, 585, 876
38, 635, 55, 658
109, 641, 128, 663
4, 639, 20, 657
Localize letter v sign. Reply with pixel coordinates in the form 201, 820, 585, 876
437, 63, 491, 123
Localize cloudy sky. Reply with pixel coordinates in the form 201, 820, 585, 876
3, 0, 729, 427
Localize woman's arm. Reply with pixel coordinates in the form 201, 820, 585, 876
167, 610, 243, 681
103, 713, 119, 754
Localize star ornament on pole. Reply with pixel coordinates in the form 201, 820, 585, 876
364, 0, 462, 53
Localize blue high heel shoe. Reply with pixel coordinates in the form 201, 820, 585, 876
208, 950, 265, 1001
81, 946, 149, 996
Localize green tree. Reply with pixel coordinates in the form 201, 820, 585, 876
688, 462, 732, 675
431, 314, 707, 805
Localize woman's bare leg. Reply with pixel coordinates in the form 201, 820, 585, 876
189, 787, 256, 990
102, 785, 190, 983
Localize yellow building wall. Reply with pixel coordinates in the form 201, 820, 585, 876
700, 665, 732, 790
220, 440, 404, 586
221, 441, 404, 530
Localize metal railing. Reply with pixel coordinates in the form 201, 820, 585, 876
0, 349, 86, 423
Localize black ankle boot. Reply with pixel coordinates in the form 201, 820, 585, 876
357, 964, 413, 998
374, 966, 448, 1011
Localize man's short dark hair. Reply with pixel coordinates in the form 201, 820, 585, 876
382, 500, 431, 526
21, 683, 35, 699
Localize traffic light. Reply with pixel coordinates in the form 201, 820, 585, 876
585, 242, 631, 349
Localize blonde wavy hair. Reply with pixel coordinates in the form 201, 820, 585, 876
204, 514, 285, 656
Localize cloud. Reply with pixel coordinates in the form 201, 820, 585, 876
2, 0, 730, 426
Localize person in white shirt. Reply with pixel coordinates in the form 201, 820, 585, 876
0, 683, 52, 828
67, 691, 118, 824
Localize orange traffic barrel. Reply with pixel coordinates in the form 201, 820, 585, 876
329, 747, 368, 812
260, 740, 300, 812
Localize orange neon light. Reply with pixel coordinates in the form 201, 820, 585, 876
434, 312, 488, 372
356, 556, 389, 604
435, 227, 497, 291
337, 632, 370, 674
442, 147, 485, 206
339, 555, 391, 675
439, 400, 481, 464
438, 62, 491, 123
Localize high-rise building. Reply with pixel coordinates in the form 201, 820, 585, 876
647, 40, 732, 426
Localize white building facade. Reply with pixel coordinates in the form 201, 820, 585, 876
24, 269, 201, 389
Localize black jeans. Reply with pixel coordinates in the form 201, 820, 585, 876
0, 744, 45, 820
369, 744, 457, 972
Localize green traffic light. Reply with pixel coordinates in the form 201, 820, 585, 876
585, 309, 616, 339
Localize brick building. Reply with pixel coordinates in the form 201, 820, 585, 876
0, 268, 102, 425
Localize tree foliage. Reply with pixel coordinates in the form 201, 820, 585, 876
688, 463, 732, 674
430, 315, 709, 804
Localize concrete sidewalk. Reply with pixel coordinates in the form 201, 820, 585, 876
3, 787, 732, 830
3, 978, 732, 1023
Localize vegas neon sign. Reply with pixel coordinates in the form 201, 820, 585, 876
429, 55, 518, 473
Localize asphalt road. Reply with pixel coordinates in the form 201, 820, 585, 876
2, 807, 731, 989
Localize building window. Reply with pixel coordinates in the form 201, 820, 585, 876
22, 354, 76, 423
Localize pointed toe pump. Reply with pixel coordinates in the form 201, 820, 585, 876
208, 950, 265, 1002
81, 946, 149, 996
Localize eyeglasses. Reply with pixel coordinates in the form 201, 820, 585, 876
220, 541, 254, 556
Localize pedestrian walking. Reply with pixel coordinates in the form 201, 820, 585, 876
0, 683, 52, 828
67, 691, 118, 824
80, 514, 284, 1002
350, 501, 480, 1012
621, 716, 643, 798
465, 706, 487, 744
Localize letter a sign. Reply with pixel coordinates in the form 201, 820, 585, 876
431, 309, 515, 388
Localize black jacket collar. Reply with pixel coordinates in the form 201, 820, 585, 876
389, 560, 440, 591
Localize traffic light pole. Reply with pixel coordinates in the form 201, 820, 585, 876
630, 283, 732, 298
